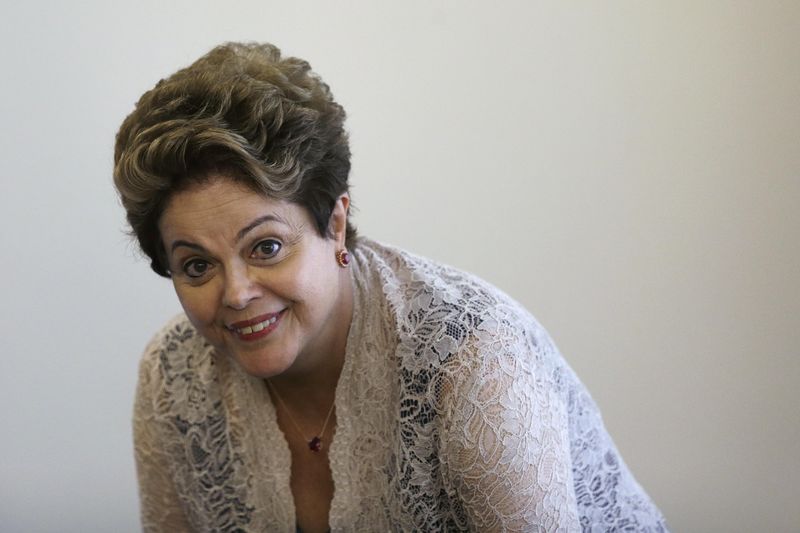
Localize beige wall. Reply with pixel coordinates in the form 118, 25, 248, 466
1, 1, 797, 531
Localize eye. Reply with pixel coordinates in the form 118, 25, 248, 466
183, 259, 211, 278
251, 239, 282, 260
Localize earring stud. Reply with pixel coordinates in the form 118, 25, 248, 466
336, 249, 351, 267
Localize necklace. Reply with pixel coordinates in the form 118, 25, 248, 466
266, 380, 336, 453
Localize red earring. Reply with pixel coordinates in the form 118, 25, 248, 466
335, 249, 351, 267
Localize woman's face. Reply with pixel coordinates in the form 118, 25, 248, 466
158, 175, 352, 379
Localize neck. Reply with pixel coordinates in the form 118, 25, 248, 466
268, 360, 342, 414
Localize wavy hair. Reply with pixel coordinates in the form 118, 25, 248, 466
114, 42, 354, 277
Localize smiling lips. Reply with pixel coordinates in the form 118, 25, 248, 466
228, 311, 283, 341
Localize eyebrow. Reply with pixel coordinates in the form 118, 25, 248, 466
235, 214, 287, 242
169, 214, 288, 254
170, 240, 207, 254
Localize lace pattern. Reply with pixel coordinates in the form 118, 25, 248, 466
133, 238, 668, 532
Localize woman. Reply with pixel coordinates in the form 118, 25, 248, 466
115, 42, 668, 532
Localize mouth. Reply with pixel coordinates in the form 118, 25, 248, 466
226, 310, 284, 341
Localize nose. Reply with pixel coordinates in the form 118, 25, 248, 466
221, 263, 262, 310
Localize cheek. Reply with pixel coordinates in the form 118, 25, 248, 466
282, 274, 323, 310
285, 257, 337, 312
174, 283, 219, 326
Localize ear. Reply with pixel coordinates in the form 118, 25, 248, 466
329, 193, 350, 247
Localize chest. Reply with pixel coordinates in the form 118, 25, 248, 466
282, 420, 336, 533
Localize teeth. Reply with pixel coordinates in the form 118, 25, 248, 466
235, 315, 279, 335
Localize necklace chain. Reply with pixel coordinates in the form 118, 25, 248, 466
266, 379, 336, 452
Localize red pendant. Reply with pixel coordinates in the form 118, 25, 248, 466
308, 436, 323, 452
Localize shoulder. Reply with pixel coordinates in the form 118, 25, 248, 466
354, 237, 519, 315
135, 314, 217, 416
139, 314, 210, 374
353, 238, 560, 371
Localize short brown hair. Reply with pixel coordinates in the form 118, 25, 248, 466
114, 42, 355, 277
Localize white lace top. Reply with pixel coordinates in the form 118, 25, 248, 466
133, 238, 668, 532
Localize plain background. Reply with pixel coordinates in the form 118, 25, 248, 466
1, 1, 798, 531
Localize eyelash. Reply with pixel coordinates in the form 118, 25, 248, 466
183, 258, 211, 279
250, 239, 282, 260
179, 239, 283, 280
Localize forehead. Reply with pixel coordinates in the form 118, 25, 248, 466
158, 177, 300, 240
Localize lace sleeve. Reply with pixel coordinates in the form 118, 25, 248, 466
133, 347, 193, 533
437, 332, 581, 532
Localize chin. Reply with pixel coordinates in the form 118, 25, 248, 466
229, 349, 295, 379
